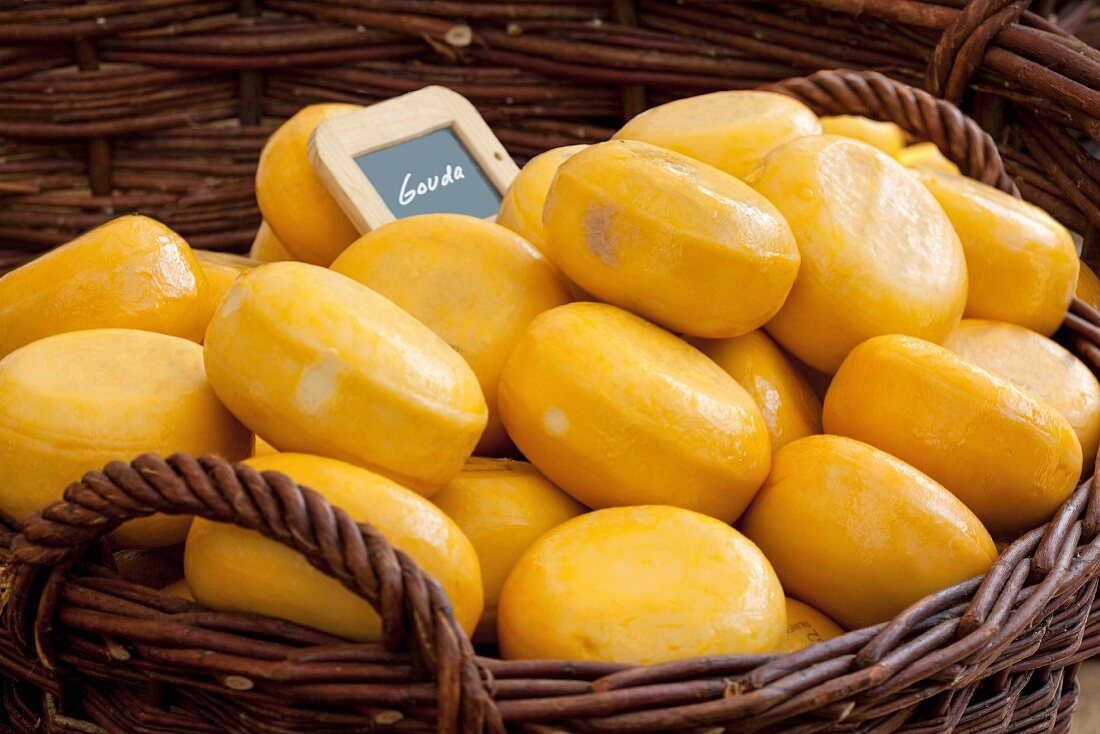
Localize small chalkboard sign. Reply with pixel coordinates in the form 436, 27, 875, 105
309, 86, 519, 233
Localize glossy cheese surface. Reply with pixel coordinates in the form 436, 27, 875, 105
497, 145, 587, 252
613, 90, 822, 178
944, 319, 1100, 472
543, 140, 800, 338
255, 104, 362, 265
498, 505, 786, 663
0, 329, 252, 546
331, 214, 571, 456
824, 335, 1082, 536
498, 302, 771, 522
749, 135, 968, 373
185, 453, 483, 641
693, 330, 822, 451
0, 215, 209, 358
194, 250, 259, 333
431, 458, 586, 642
914, 169, 1078, 335
203, 262, 487, 492
1078, 263, 1100, 311
741, 435, 997, 629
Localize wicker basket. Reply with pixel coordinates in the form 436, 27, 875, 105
0, 65, 1097, 733
0, 0, 1098, 270
3, 2, 1100, 732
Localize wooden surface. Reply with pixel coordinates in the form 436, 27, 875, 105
1074, 662, 1100, 732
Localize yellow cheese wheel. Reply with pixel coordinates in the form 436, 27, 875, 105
0, 329, 252, 547
256, 104, 362, 265
895, 142, 961, 175
249, 220, 294, 263
613, 90, 822, 179
498, 505, 786, 663
252, 436, 278, 458
543, 140, 800, 338
943, 319, 1100, 472
0, 215, 209, 358
497, 145, 587, 252
692, 330, 822, 451
194, 250, 260, 335
819, 115, 906, 155
161, 578, 195, 601
741, 435, 997, 629
330, 214, 571, 457
431, 458, 587, 642
1078, 263, 1100, 312
748, 135, 968, 373
783, 598, 844, 653
824, 335, 1082, 536
203, 262, 487, 493
498, 302, 771, 522
913, 169, 1078, 335
185, 453, 483, 641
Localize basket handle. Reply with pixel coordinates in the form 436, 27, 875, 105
2, 453, 503, 734
764, 68, 1020, 198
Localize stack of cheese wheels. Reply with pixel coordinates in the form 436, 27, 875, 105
0, 88, 1089, 668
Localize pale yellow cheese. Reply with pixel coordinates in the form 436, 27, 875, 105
203, 262, 488, 493
0, 329, 252, 546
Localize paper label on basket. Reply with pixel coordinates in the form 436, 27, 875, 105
308, 86, 519, 234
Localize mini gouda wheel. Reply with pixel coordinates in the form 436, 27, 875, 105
543, 140, 800, 338
749, 136, 967, 373
330, 214, 571, 457
895, 142, 961, 176
161, 578, 195, 602
1078, 263, 1100, 311
203, 262, 487, 492
256, 104, 362, 265
253, 436, 278, 457
498, 505, 786, 663
498, 302, 771, 522
913, 169, 1078, 336
741, 435, 996, 629
0, 215, 209, 358
944, 320, 1100, 472
693, 331, 822, 452
824, 335, 1082, 537
819, 115, 906, 156
613, 90, 822, 179
194, 250, 259, 334
783, 598, 844, 653
497, 145, 587, 252
0, 329, 252, 547
249, 220, 294, 263
185, 453, 483, 641
431, 458, 586, 642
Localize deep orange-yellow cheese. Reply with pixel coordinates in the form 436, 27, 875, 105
203, 262, 487, 492
824, 335, 1082, 536
693, 330, 822, 451
498, 505, 786, 663
431, 458, 586, 642
498, 302, 771, 522
186, 453, 483, 641
543, 140, 800, 338
330, 214, 571, 457
614, 90, 822, 179
0, 215, 209, 358
256, 104, 362, 265
748, 135, 967, 373
741, 435, 997, 629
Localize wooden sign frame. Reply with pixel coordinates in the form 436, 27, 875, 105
308, 85, 519, 234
